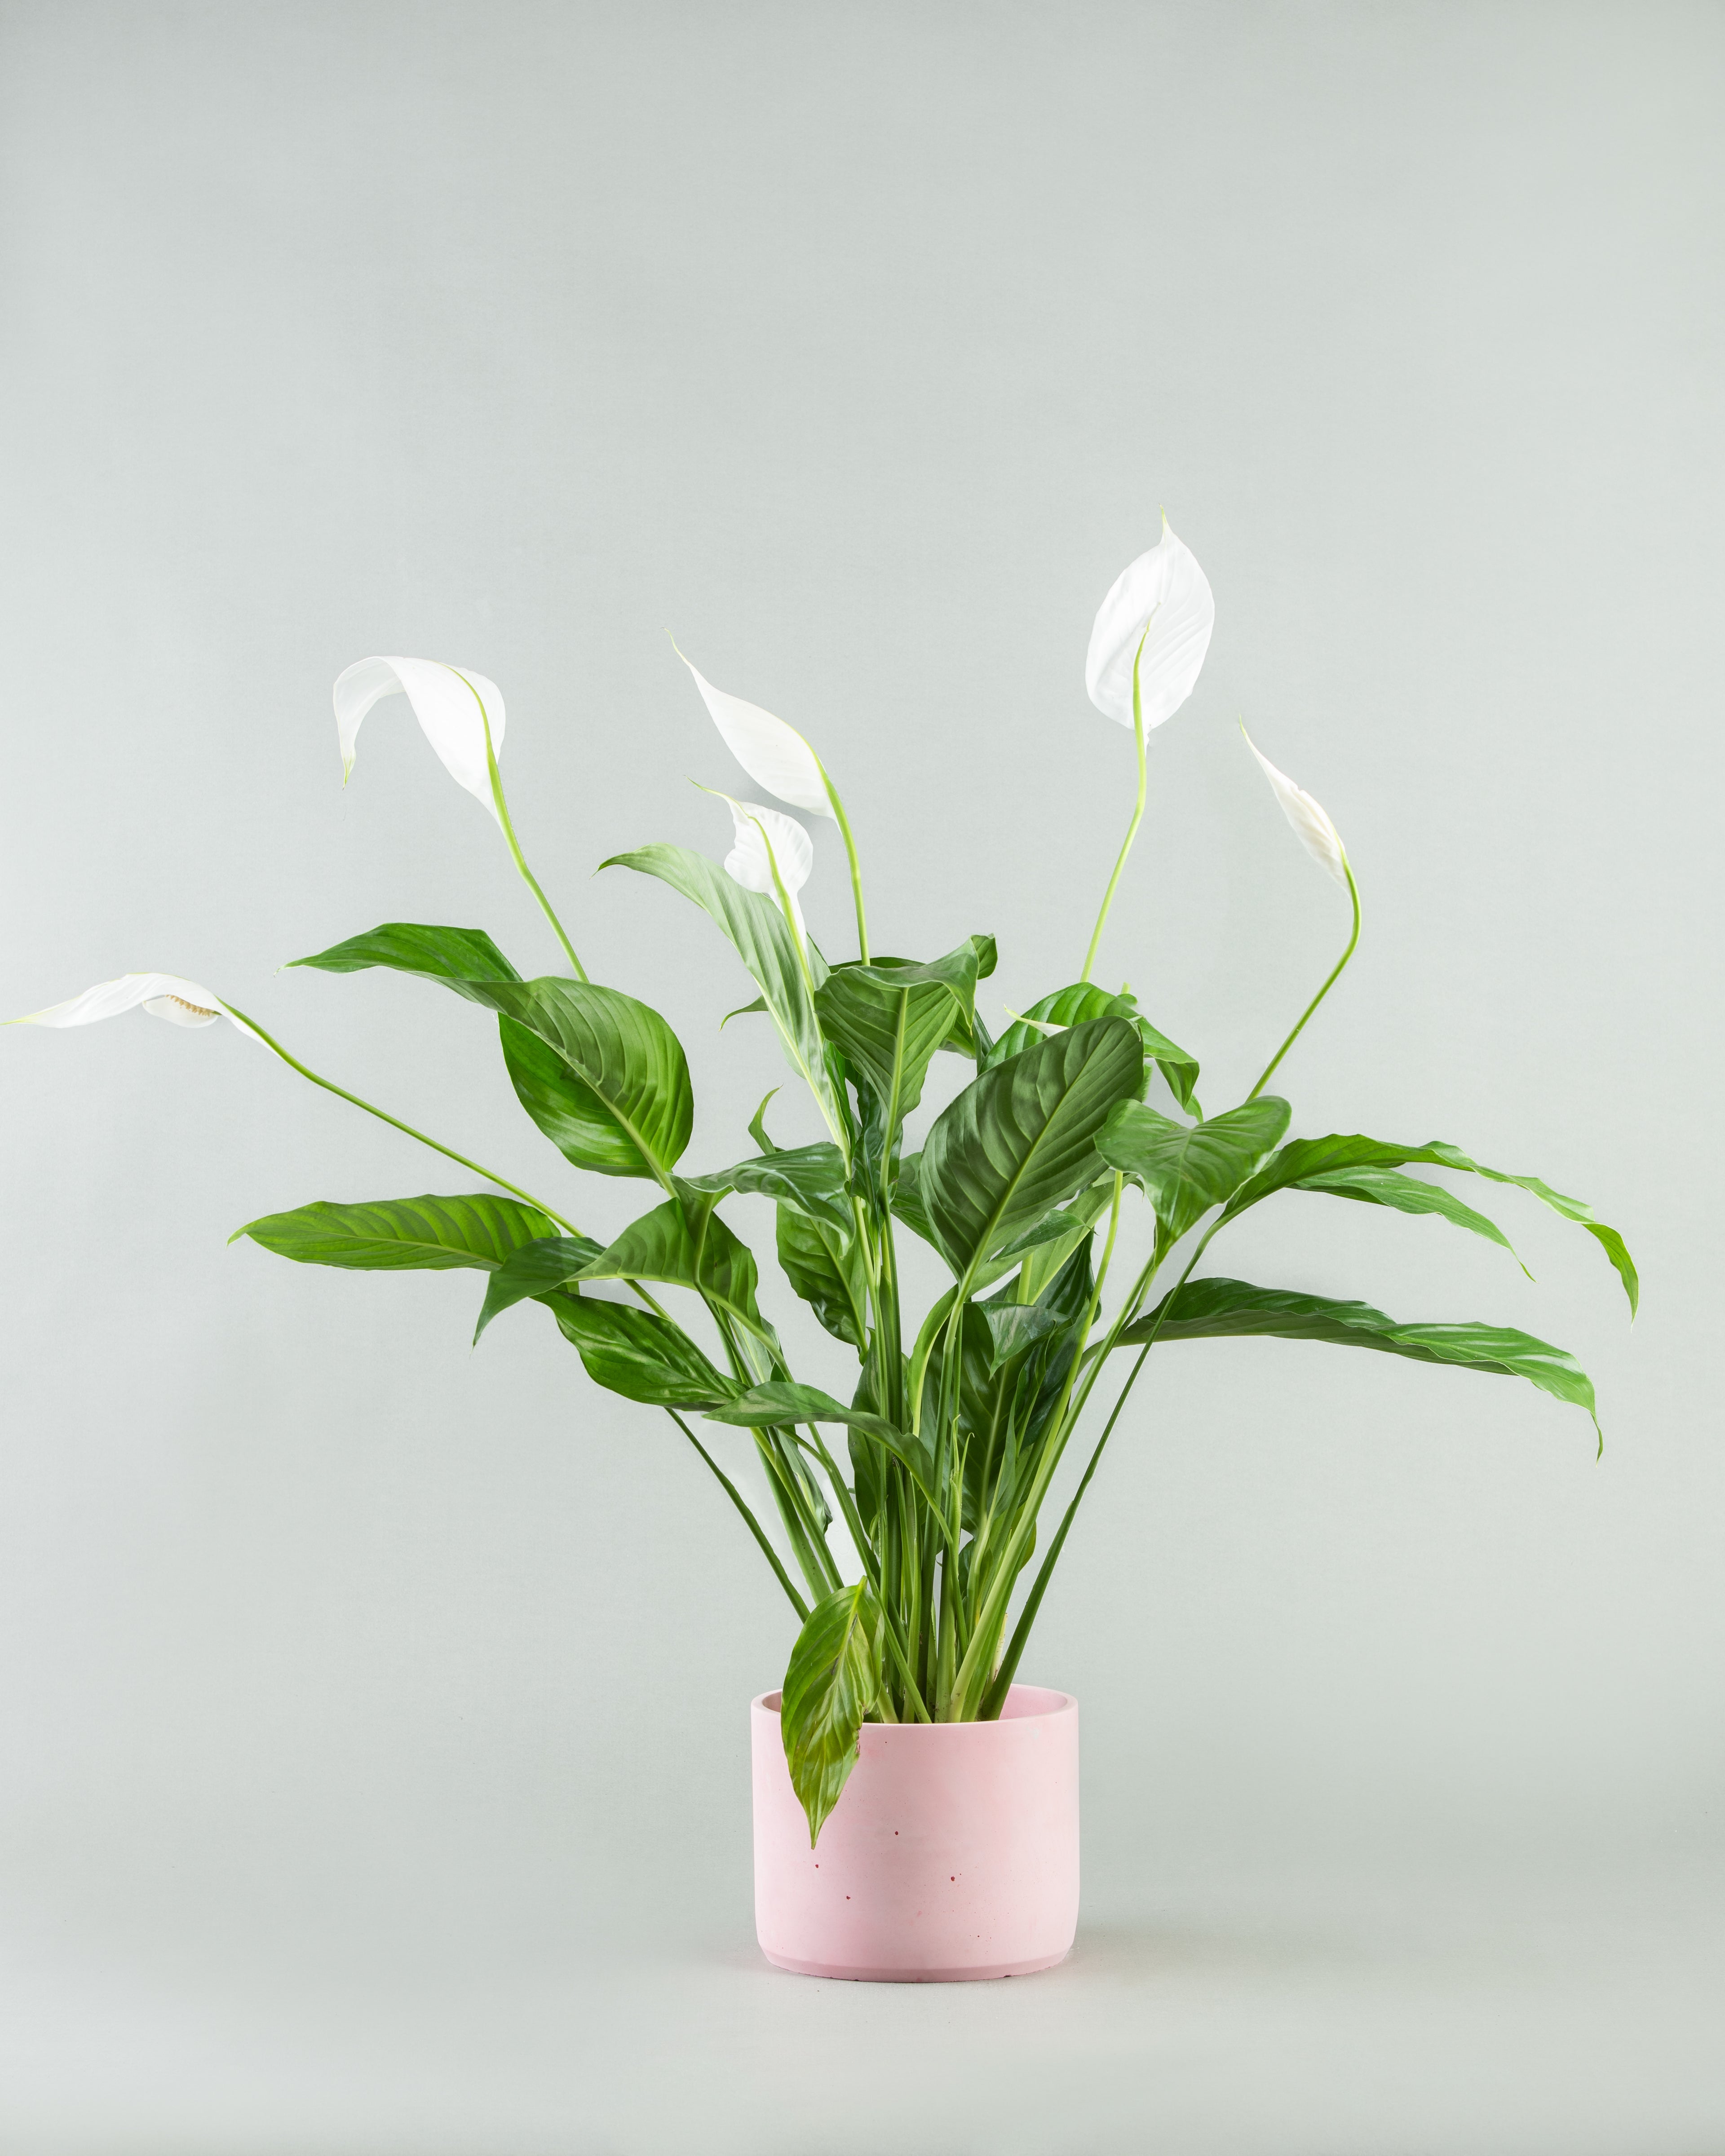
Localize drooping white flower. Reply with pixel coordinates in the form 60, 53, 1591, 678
333, 658, 507, 822
7, 973, 263, 1041
1086, 518, 1216, 731
1241, 729, 1349, 887
679, 653, 834, 819
717, 793, 814, 944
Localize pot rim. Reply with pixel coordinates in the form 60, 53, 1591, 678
752, 1683, 1076, 1728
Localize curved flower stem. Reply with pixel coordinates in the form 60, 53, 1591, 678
453, 669, 589, 982
1245, 859, 1362, 1101
818, 762, 871, 963
1080, 620, 1154, 983
221, 1004, 585, 1233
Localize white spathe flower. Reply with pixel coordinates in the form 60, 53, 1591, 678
680, 653, 834, 819
333, 657, 507, 822
1086, 518, 1216, 731
8, 973, 263, 1041
717, 793, 814, 944
1242, 729, 1349, 888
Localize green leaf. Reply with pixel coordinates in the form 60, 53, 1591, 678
577, 1195, 767, 1343
707, 1382, 937, 1499
1223, 1133, 1637, 1316
918, 1017, 1145, 1286
288, 923, 522, 1001
550, 1294, 738, 1407
472, 1233, 603, 1342
1292, 1164, 1526, 1271
1119, 1275, 1601, 1437
1099, 1095, 1291, 1242
780, 1580, 884, 1845
685, 1143, 854, 1240
602, 844, 845, 1148
232, 1192, 556, 1270
748, 1090, 780, 1154
987, 984, 1202, 1115
460, 979, 692, 1180
814, 942, 981, 1125
888, 1151, 941, 1254
776, 1202, 871, 1352
995, 1179, 1119, 1303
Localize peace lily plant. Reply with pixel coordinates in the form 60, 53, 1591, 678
10, 522, 1636, 1845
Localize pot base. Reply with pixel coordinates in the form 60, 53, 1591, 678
761, 1946, 1071, 1984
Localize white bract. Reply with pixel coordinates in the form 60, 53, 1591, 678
718, 793, 814, 944
1242, 729, 1349, 887
681, 654, 834, 819
334, 657, 507, 822
8, 972, 262, 1041
1086, 519, 1216, 731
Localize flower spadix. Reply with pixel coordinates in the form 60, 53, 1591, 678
1086, 518, 1216, 730
680, 653, 834, 819
8, 972, 262, 1041
716, 791, 814, 945
1242, 728, 1349, 887
334, 658, 507, 822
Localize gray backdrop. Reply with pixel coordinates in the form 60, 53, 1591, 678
1, 5, 1720, 2151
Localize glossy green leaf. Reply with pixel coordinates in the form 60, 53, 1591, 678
987, 983, 1202, 1115
233, 1192, 556, 1271
1222, 1132, 1637, 1315
602, 844, 845, 1146
577, 1195, 767, 1343
472, 1233, 604, 1341
888, 1151, 941, 1254
1292, 1164, 1526, 1271
1119, 1275, 1600, 1437
707, 1382, 937, 1498
288, 922, 522, 1001
780, 1580, 884, 1844
686, 1142, 854, 1240
461, 979, 692, 1180
776, 1202, 871, 1352
550, 1294, 738, 1407
814, 943, 981, 1124
919, 1016, 1144, 1286
1098, 1095, 1290, 1243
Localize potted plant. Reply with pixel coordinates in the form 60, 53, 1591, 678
7, 523, 1635, 1983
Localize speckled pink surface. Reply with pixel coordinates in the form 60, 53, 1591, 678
751, 1684, 1079, 1982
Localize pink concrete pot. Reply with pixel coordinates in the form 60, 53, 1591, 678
751, 1683, 1079, 1982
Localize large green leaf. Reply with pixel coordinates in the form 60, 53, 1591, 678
576, 1194, 767, 1344
549, 1294, 737, 1407
1118, 1275, 1600, 1437
780, 1580, 884, 1844
602, 844, 845, 1146
814, 943, 980, 1125
987, 984, 1202, 1115
457, 979, 692, 1181
776, 1202, 871, 1351
288, 923, 522, 1001
918, 1016, 1145, 1286
1291, 1164, 1525, 1270
472, 1233, 604, 1341
1098, 1095, 1291, 1243
1222, 1133, 1637, 1315
232, 1193, 556, 1270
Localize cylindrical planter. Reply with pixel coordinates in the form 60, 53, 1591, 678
751, 1684, 1079, 1982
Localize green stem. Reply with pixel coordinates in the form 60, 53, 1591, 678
818, 762, 871, 963
664, 1410, 809, 1621
1080, 619, 1153, 983
1245, 858, 1362, 1101
221, 1005, 584, 1234
454, 669, 590, 982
